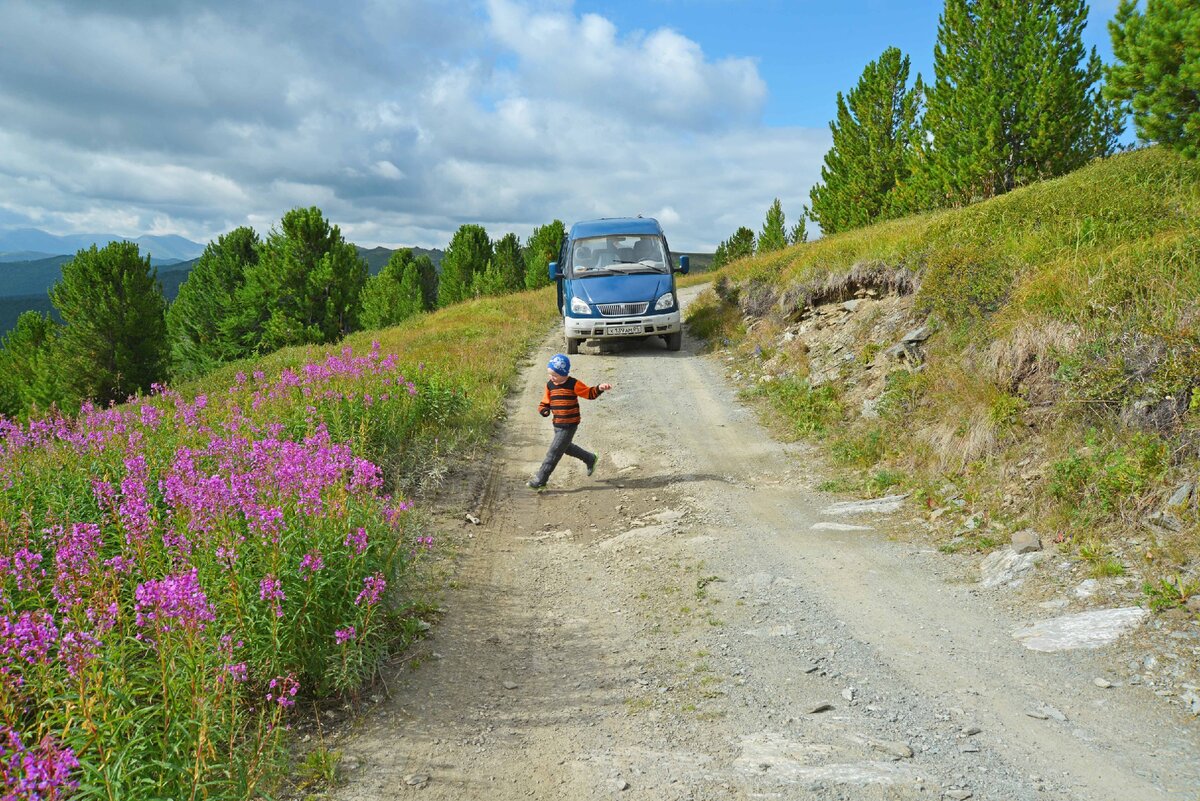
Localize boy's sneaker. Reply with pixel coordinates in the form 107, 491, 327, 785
526, 480, 546, 491
587, 452, 600, 477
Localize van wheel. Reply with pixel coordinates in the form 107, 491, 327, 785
566, 337, 580, 355
665, 331, 682, 351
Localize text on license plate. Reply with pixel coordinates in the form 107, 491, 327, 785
608, 325, 643, 335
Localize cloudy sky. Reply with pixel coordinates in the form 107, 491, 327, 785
0, 0, 1124, 252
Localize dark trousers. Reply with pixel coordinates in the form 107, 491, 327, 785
534, 424, 594, 485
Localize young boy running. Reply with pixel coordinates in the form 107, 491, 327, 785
528, 353, 612, 490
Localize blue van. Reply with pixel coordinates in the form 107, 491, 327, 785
548, 217, 689, 355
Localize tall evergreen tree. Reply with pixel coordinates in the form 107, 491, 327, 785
167, 226, 259, 379
438, 224, 493, 306
524, 220, 566, 290
790, 211, 809, 245
921, 0, 1120, 207
492, 233, 527, 295
415, 254, 438, 311
231, 207, 367, 352
49, 241, 168, 405
359, 249, 424, 329
809, 48, 924, 234
758, 199, 788, 254
1106, 0, 1200, 159
0, 311, 59, 419
727, 226, 757, 261
710, 240, 730, 271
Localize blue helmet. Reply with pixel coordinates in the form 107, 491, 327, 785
548, 354, 570, 376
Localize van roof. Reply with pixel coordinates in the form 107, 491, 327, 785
569, 217, 663, 239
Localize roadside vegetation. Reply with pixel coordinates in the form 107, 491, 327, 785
0, 289, 557, 798
687, 144, 1200, 606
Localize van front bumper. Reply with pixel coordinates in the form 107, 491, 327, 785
565, 310, 681, 339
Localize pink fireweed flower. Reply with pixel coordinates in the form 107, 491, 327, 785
259, 574, 285, 618
299, 550, 325, 578
118, 454, 153, 546
334, 626, 356, 645
59, 629, 101, 677
0, 610, 59, 669
139, 403, 163, 430
0, 728, 80, 800
344, 527, 368, 556
133, 569, 215, 638
50, 523, 103, 609
266, 674, 300, 708
355, 573, 386, 607
3, 548, 44, 592
224, 662, 249, 683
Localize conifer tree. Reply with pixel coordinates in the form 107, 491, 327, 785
921, 0, 1120, 207
710, 240, 730, 271
438, 224, 493, 306
50, 241, 168, 405
359, 248, 424, 329
167, 226, 259, 379
524, 220, 566, 290
0, 311, 59, 419
790, 210, 809, 245
809, 48, 923, 234
231, 207, 367, 352
758, 199, 788, 254
727, 227, 757, 261
415, 254, 438, 311
492, 233, 527, 294
1106, 0, 1200, 158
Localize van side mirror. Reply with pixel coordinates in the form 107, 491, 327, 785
677, 255, 690, 275
548, 261, 560, 281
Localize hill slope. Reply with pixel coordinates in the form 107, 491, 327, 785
688, 146, 1200, 607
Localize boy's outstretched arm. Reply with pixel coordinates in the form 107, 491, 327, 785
537, 385, 551, 416
574, 379, 613, 400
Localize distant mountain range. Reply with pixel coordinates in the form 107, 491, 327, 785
0, 228, 206, 263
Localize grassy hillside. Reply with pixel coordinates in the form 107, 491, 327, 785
688, 146, 1200, 605
0, 286, 558, 798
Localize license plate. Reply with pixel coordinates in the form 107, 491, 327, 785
608, 325, 642, 336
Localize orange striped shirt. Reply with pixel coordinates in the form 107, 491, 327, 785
538, 377, 603, 426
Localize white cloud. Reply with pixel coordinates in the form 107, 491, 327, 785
0, 0, 828, 251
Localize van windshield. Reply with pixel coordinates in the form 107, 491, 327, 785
569, 235, 669, 277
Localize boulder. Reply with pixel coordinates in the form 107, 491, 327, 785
1011, 529, 1042, 554
980, 548, 1045, 589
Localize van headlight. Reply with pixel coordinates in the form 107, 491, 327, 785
654, 292, 675, 311
570, 296, 591, 315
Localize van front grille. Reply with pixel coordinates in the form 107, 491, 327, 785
597, 302, 649, 317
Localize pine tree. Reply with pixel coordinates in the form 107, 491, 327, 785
359, 248, 424, 328
438, 224, 493, 306
492, 233, 527, 295
0, 311, 60, 419
809, 48, 923, 234
921, 0, 1120, 207
790, 210, 809, 245
1106, 0, 1200, 158
710, 240, 730, 271
49, 241, 168, 405
415, 254, 438, 311
524, 220, 566, 290
758, 199, 788, 254
231, 208, 367, 352
727, 227, 757, 261
167, 226, 259, 379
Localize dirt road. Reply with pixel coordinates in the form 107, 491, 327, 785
331, 285, 1200, 801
